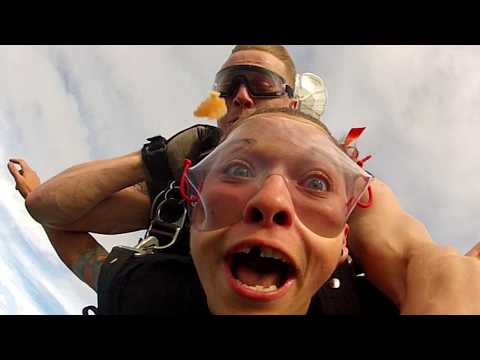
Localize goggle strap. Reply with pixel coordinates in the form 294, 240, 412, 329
356, 154, 372, 168
357, 185, 373, 208
355, 154, 373, 209
343, 127, 366, 146
180, 158, 199, 205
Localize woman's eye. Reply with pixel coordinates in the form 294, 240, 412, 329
302, 176, 329, 192
223, 163, 253, 178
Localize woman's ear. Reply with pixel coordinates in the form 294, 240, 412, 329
339, 225, 350, 264
289, 99, 300, 110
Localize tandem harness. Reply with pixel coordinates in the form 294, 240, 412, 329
82, 180, 209, 315
119, 181, 189, 256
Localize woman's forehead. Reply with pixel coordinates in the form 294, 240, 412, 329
228, 113, 329, 142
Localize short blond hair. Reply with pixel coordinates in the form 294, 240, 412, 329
231, 45, 296, 86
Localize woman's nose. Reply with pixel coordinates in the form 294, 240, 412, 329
242, 175, 294, 228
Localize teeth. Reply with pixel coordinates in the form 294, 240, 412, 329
259, 248, 289, 263
260, 248, 274, 258
236, 280, 278, 292
237, 247, 251, 254
233, 246, 290, 264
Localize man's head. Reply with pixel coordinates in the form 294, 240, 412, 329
230, 45, 297, 86
215, 45, 299, 133
188, 109, 372, 314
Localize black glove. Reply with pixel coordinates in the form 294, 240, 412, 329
142, 125, 222, 199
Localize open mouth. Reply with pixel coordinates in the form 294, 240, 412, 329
225, 245, 297, 301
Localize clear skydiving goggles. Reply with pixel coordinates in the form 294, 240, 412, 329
213, 65, 294, 99
181, 115, 373, 238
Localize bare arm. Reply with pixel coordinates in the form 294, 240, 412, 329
25, 151, 151, 234
50, 184, 151, 234
347, 178, 435, 306
8, 159, 107, 291
347, 175, 480, 312
43, 226, 107, 291
401, 244, 480, 314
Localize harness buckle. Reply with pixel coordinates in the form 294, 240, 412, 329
134, 181, 187, 255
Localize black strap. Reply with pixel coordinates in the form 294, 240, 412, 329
141, 134, 173, 201
309, 262, 363, 315
96, 247, 136, 314
82, 305, 98, 315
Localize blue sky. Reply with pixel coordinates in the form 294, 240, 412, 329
1, 45, 480, 314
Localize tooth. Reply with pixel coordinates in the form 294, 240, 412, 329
260, 248, 273, 258
258, 248, 290, 263
237, 247, 250, 254
238, 282, 279, 292
271, 252, 283, 260
274, 251, 289, 263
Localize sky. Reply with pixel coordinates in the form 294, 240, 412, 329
1, 45, 479, 314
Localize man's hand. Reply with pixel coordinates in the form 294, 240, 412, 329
7, 158, 40, 199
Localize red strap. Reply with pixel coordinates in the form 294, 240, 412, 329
357, 185, 373, 208
343, 127, 373, 209
343, 127, 366, 146
180, 159, 199, 204
356, 155, 372, 168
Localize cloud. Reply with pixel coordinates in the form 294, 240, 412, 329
0, 46, 92, 179
0, 176, 96, 314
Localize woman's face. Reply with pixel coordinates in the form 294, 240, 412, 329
189, 114, 365, 314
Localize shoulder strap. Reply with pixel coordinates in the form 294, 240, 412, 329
95, 246, 136, 315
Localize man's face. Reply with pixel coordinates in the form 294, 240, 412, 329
190, 114, 355, 315
216, 50, 297, 134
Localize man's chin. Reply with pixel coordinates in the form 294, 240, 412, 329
218, 116, 239, 133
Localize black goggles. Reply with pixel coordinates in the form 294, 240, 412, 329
213, 65, 294, 98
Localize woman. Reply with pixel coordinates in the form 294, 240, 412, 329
185, 107, 372, 314
185, 107, 480, 314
